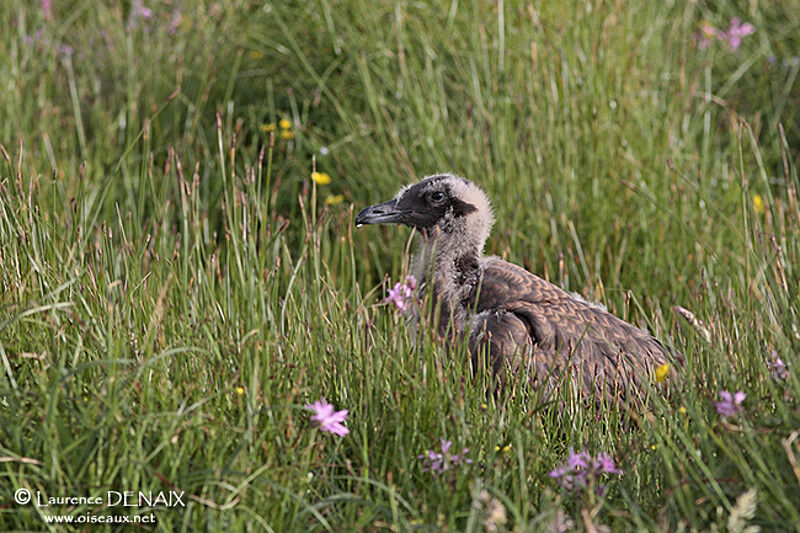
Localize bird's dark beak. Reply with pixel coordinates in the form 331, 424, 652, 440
355, 199, 403, 227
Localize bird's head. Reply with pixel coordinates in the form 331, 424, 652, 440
355, 174, 494, 252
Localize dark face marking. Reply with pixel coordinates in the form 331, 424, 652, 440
392, 177, 477, 232
355, 175, 478, 232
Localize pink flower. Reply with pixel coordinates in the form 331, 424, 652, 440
418, 438, 471, 474
548, 448, 623, 494
697, 18, 754, 51
565, 448, 590, 470
595, 453, 623, 475
41, 0, 53, 19
168, 8, 182, 35
386, 275, 416, 311
305, 400, 349, 436
714, 390, 746, 417
721, 18, 755, 50
132, 0, 153, 20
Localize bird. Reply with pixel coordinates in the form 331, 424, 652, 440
355, 174, 679, 402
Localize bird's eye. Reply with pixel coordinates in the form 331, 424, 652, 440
429, 191, 445, 203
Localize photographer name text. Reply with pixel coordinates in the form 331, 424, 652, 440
19, 489, 185, 508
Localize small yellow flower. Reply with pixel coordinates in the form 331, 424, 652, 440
325, 194, 344, 206
699, 20, 717, 40
655, 363, 670, 383
678, 406, 687, 415
260, 123, 276, 132
235, 387, 245, 395
279, 118, 292, 130
480, 403, 488, 409
651, 444, 658, 451
494, 444, 512, 453
249, 50, 264, 59
280, 129, 295, 139
753, 194, 765, 215
311, 171, 331, 185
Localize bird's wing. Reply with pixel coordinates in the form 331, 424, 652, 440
469, 258, 675, 398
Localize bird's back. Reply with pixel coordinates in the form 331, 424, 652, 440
468, 258, 677, 400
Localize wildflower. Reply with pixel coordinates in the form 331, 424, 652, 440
319, 146, 330, 156
168, 7, 182, 34
567, 448, 591, 469
698, 21, 718, 49
41, 0, 53, 19
548, 447, 622, 494
385, 276, 416, 311
235, 387, 245, 395
714, 390, 745, 417
325, 194, 344, 206
280, 129, 295, 140
655, 363, 670, 382
132, 0, 153, 20
260, 123, 276, 132
418, 438, 471, 474
279, 118, 292, 130
548, 448, 588, 488
753, 194, 765, 215
24, 29, 44, 46
126, 0, 153, 30
494, 444, 512, 453
697, 18, 754, 51
766, 352, 789, 381
678, 406, 687, 414
250, 50, 264, 59
721, 17, 754, 50
595, 453, 623, 475
305, 400, 349, 436
311, 171, 331, 185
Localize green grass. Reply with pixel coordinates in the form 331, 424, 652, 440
1, 0, 799, 530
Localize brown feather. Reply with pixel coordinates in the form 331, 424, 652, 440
468, 258, 679, 400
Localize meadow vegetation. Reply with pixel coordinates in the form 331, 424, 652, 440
1, 0, 799, 530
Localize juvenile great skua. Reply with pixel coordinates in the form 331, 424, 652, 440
356, 174, 679, 401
